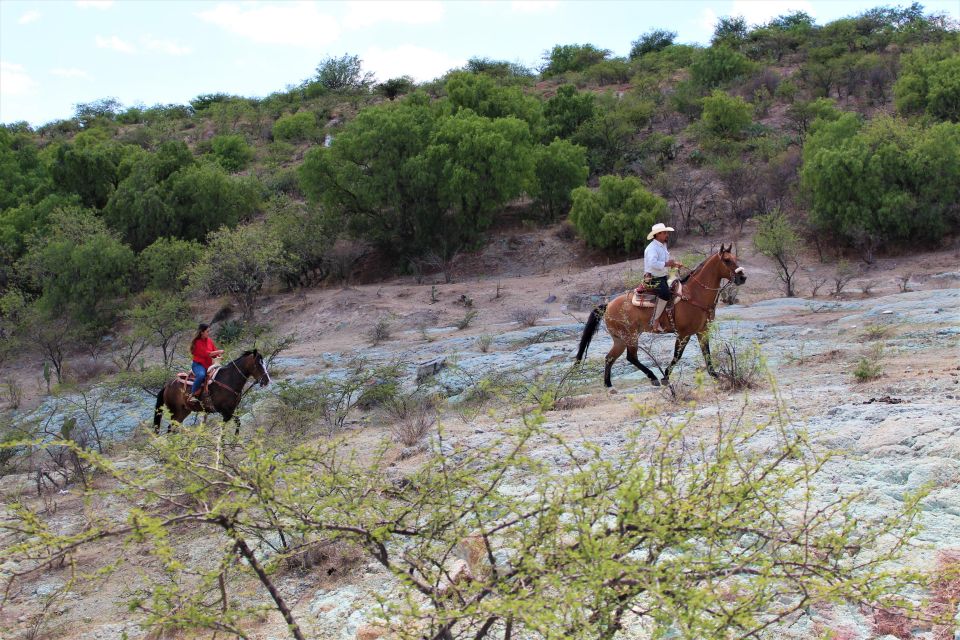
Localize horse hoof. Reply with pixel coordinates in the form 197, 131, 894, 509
650, 379, 661, 387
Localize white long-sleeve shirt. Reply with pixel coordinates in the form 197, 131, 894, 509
644, 239, 670, 277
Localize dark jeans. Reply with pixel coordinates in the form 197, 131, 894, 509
645, 275, 670, 301
191, 362, 207, 394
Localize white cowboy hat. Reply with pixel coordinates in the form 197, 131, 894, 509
647, 223, 675, 240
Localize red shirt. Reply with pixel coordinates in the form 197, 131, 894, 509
191, 336, 218, 368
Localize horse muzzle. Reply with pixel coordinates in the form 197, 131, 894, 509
733, 267, 747, 285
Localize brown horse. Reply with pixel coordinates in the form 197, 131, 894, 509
154, 350, 271, 435
575, 245, 746, 387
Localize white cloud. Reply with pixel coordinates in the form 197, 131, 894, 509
731, 0, 815, 27
700, 7, 718, 34
0, 62, 39, 97
18, 10, 42, 24
76, 1, 114, 9
197, 2, 339, 49
362, 44, 463, 83
141, 35, 192, 56
51, 67, 92, 79
510, 1, 558, 14
343, 1, 444, 28
95, 34, 137, 53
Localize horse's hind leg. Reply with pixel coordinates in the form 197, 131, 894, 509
627, 346, 661, 387
233, 415, 240, 437
697, 332, 719, 378
662, 335, 692, 383
604, 340, 626, 388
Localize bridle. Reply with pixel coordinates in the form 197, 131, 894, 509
677, 255, 742, 317
211, 353, 268, 400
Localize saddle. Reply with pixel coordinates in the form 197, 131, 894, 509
175, 364, 222, 394
631, 277, 683, 308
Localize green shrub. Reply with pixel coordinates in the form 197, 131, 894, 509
629, 29, 677, 59
853, 344, 884, 381
894, 40, 960, 121
210, 134, 254, 171
530, 139, 588, 220
138, 237, 202, 292
543, 84, 595, 140
801, 115, 960, 250
542, 43, 611, 76
568, 175, 668, 252
272, 112, 318, 142
700, 90, 753, 139
690, 46, 755, 88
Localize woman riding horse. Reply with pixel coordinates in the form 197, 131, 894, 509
154, 349, 271, 435
576, 234, 747, 388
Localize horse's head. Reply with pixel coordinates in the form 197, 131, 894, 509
718, 244, 747, 286
240, 349, 271, 387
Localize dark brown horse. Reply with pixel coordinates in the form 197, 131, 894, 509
576, 245, 746, 387
154, 350, 271, 435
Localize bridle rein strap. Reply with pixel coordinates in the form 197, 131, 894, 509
677, 258, 736, 319
210, 356, 260, 400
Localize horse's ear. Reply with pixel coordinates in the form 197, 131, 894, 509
719, 243, 726, 254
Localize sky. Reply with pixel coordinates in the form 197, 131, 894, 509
2, 0, 959, 127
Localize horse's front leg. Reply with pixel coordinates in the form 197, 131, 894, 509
662, 335, 691, 383
233, 415, 240, 437
697, 332, 719, 378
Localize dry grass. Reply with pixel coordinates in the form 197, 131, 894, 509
510, 308, 547, 327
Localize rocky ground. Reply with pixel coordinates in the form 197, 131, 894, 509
2, 235, 959, 639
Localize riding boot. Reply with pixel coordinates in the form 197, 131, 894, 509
649, 298, 668, 333
188, 390, 203, 410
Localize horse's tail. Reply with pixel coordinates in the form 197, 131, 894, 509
576, 304, 607, 362
153, 386, 165, 434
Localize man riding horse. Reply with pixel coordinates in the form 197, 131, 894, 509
643, 223, 683, 333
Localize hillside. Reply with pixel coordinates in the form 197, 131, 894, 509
2, 4, 960, 640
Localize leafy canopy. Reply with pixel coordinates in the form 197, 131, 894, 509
568, 174, 668, 252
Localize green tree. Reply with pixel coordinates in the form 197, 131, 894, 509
426, 111, 535, 255
543, 84, 596, 140
801, 114, 960, 251
541, 43, 611, 76
265, 196, 333, 289
50, 141, 130, 209
299, 97, 440, 262
0, 126, 49, 212
700, 90, 753, 139
188, 224, 289, 322
73, 97, 122, 128
530, 139, 589, 220
138, 237, 203, 292
711, 15, 748, 49
926, 55, 960, 121
753, 209, 802, 296
786, 97, 842, 138
574, 92, 654, 174
690, 46, 755, 88
17, 208, 135, 332
314, 53, 374, 91
210, 134, 254, 172
376, 76, 416, 100
271, 112, 319, 142
894, 40, 960, 119
444, 71, 543, 132
105, 154, 260, 251
568, 175, 668, 252
128, 291, 193, 367
629, 29, 677, 59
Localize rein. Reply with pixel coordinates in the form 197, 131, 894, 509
675, 258, 735, 318
210, 357, 260, 400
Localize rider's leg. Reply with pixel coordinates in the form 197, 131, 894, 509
190, 363, 206, 405
648, 277, 670, 332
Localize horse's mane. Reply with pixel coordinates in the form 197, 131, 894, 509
680, 253, 717, 283
239, 349, 259, 358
